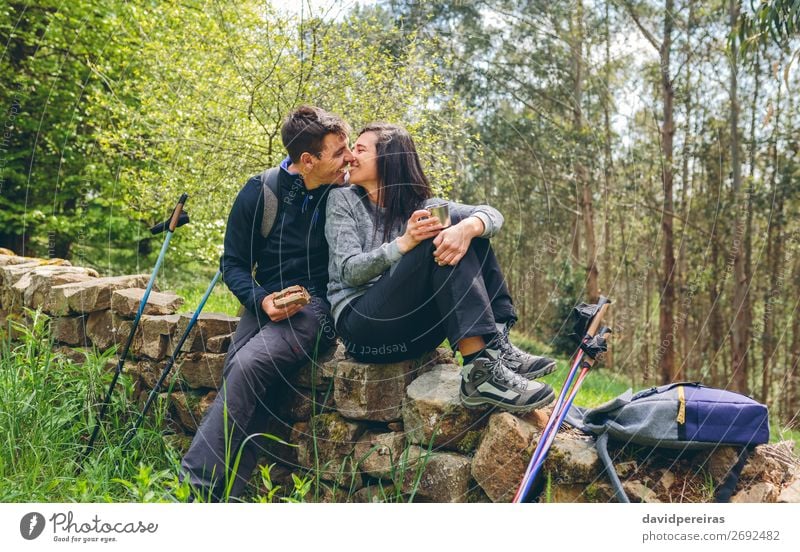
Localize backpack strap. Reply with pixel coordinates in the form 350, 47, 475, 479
235, 167, 280, 319
259, 167, 281, 239
567, 406, 631, 502
596, 434, 751, 503
596, 432, 631, 503
713, 446, 751, 503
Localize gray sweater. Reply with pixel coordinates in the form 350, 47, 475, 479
325, 185, 504, 324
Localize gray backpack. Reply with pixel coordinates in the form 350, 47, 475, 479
233, 167, 282, 319
259, 167, 281, 239
565, 382, 770, 503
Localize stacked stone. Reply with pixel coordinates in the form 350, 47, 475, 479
1, 251, 90, 332
0, 249, 237, 435
3, 249, 800, 503
242, 345, 490, 502
117, 302, 234, 430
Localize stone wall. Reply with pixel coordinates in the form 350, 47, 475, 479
2, 248, 799, 503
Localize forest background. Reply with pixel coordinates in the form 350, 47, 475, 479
2, 0, 799, 430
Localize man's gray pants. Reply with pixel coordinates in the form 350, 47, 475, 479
180, 297, 335, 500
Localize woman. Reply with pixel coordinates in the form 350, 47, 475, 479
325, 123, 556, 412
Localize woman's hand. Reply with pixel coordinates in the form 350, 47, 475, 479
397, 209, 444, 253
433, 216, 485, 266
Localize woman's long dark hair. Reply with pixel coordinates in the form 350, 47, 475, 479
358, 123, 432, 241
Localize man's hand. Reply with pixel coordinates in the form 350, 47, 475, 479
262, 292, 304, 322
433, 216, 484, 266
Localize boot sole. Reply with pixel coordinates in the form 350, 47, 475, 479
522, 361, 557, 380
460, 388, 556, 413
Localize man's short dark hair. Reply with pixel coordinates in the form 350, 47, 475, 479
281, 106, 351, 164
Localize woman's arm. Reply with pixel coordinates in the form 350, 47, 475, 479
325, 190, 403, 287
429, 199, 504, 266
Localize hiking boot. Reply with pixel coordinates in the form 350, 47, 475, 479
460, 349, 555, 413
490, 324, 557, 380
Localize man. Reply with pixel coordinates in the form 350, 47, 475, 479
181, 105, 353, 501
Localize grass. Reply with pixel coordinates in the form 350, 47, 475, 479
165, 263, 240, 318
510, 329, 632, 408
0, 310, 302, 503
2, 309, 796, 503
172, 277, 240, 318
0, 309, 436, 503
770, 425, 800, 446
0, 310, 191, 502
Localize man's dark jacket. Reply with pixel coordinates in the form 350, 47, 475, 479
220, 163, 335, 320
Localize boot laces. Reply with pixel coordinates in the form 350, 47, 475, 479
486, 355, 528, 391
496, 325, 525, 361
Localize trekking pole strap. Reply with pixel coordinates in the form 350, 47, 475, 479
580, 326, 612, 360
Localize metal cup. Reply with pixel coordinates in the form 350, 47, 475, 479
427, 202, 451, 228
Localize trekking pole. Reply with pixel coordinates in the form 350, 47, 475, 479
78, 194, 189, 470
513, 296, 612, 503
122, 269, 221, 448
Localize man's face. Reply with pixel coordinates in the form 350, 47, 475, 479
305, 133, 353, 186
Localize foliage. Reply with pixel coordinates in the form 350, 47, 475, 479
0, 0, 145, 262
4, 0, 800, 475
0, 309, 307, 502
737, 0, 800, 53
0, 309, 179, 502
1, 1, 473, 270
387, 0, 800, 420
91, 1, 473, 267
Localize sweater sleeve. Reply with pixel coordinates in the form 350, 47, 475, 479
440, 199, 504, 238
325, 189, 403, 287
219, 178, 269, 318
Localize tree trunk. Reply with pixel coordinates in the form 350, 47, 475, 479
676, 0, 695, 381
708, 238, 724, 389
787, 256, 800, 421
728, 0, 750, 394
644, 266, 653, 385
761, 190, 782, 404
760, 71, 783, 404
746, 45, 761, 376
602, 0, 615, 367
567, 0, 597, 301
658, 0, 676, 384
576, 1, 598, 302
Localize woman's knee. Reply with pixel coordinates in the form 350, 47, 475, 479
398, 237, 437, 264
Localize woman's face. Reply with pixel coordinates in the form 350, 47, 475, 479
348, 131, 380, 187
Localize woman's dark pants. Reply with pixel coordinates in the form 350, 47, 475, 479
337, 238, 516, 363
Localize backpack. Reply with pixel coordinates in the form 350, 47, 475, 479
233, 167, 282, 318
565, 382, 770, 503
259, 167, 282, 239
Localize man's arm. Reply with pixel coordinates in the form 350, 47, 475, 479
219, 178, 269, 317
446, 200, 504, 238
430, 199, 504, 266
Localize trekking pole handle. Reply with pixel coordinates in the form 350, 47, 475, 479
168, 193, 189, 233
585, 296, 611, 338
